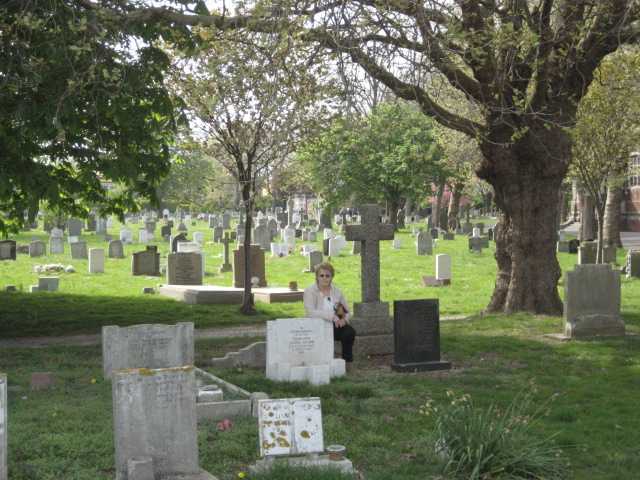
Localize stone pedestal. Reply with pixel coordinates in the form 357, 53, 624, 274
349, 302, 393, 356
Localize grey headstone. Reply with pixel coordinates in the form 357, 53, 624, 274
49, 236, 65, 255
213, 226, 223, 243
67, 218, 83, 236
102, 322, 195, 378
563, 264, 624, 338
252, 224, 270, 251
222, 213, 231, 229
88, 248, 105, 273
468, 237, 483, 253
70, 241, 88, 259
161, 224, 171, 240
0, 240, 17, 261
131, 246, 160, 276
108, 240, 125, 259
112, 367, 200, 479
307, 251, 323, 272
219, 233, 232, 273
416, 231, 432, 255
167, 252, 203, 286
29, 240, 46, 257
38, 277, 60, 292
578, 241, 597, 264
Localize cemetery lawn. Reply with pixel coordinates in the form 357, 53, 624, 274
2, 315, 639, 480
1, 219, 635, 337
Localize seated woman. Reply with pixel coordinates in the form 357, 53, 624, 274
303, 262, 356, 364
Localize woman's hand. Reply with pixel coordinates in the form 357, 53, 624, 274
333, 315, 346, 328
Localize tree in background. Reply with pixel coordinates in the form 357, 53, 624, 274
0, 1, 186, 234
571, 48, 640, 262
435, 126, 481, 230
298, 101, 443, 229
169, 28, 335, 313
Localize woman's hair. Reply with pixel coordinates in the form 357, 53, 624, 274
314, 262, 335, 283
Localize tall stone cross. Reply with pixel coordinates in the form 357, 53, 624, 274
220, 232, 232, 272
345, 204, 394, 303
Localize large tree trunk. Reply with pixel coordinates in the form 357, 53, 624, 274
404, 197, 413, 220
447, 182, 463, 231
389, 198, 400, 230
433, 178, 445, 230
595, 206, 605, 264
481, 126, 568, 315
579, 190, 597, 241
603, 184, 623, 248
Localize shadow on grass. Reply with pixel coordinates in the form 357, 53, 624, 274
0, 292, 301, 338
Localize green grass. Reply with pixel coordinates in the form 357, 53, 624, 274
1, 219, 640, 479
2, 316, 639, 479
1, 218, 633, 337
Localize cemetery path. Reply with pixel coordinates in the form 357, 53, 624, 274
0, 315, 469, 348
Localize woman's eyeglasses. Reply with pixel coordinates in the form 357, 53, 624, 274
318, 274, 332, 278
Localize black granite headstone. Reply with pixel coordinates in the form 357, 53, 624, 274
323, 238, 330, 256
568, 239, 580, 254
391, 299, 451, 372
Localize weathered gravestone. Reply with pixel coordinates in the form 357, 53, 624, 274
29, 240, 46, 258
391, 299, 451, 372
161, 225, 172, 240
131, 246, 160, 276
49, 236, 65, 255
266, 318, 345, 385
257, 397, 324, 457
67, 218, 83, 236
0, 373, 6, 480
70, 241, 88, 259
219, 233, 232, 273
102, 322, 195, 378
108, 240, 125, 259
626, 250, 640, 278
416, 230, 432, 255
0, 240, 17, 261
345, 204, 394, 355
328, 236, 346, 256
38, 277, 60, 292
213, 226, 223, 243
578, 241, 597, 264
89, 248, 105, 273
170, 232, 188, 253
233, 244, 267, 288
563, 264, 624, 338
167, 252, 203, 286
177, 241, 205, 276
222, 213, 231, 229
193, 231, 204, 246
468, 236, 483, 253
112, 367, 215, 480
208, 215, 217, 228
462, 221, 473, 235
253, 224, 270, 251
305, 251, 323, 273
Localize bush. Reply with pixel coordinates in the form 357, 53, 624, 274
420, 389, 568, 479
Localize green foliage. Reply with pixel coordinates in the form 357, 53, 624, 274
297, 101, 443, 210
422, 389, 568, 479
0, 1, 185, 234
247, 464, 356, 480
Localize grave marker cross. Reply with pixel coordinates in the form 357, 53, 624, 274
345, 204, 394, 303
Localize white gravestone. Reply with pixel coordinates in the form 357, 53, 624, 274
328, 236, 346, 257
472, 227, 481, 238
270, 243, 288, 258
0, 374, 6, 480
266, 318, 345, 385
258, 397, 323, 457
139, 229, 154, 244
392, 238, 401, 249
119, 228, 133, 244
323, 229, 334, 240
50, 227, 63, 238
435, 254, 452, 283
283, 227, 296, 252
88, 248, 105, 273
102, 322, 195, 378
193, 231, 204, 245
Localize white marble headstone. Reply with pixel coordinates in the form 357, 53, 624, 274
258, 397, 323, 457
266, 318, 344, 385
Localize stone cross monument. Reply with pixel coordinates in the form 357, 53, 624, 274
219, 232, 232, 273
345, 204, 395, 355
